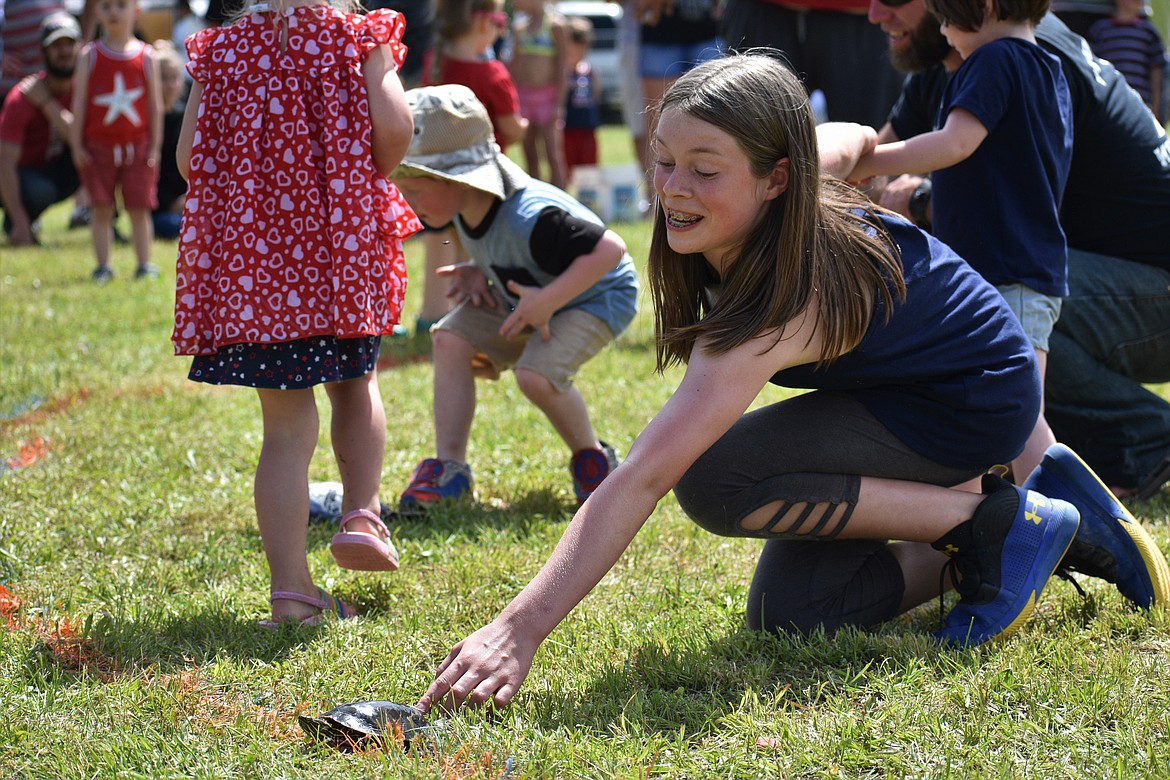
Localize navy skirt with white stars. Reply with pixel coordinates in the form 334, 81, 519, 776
188, 336, 382, 389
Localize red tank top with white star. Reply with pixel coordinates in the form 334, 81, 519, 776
82, 40, 150, 145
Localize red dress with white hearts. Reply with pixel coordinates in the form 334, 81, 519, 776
173, 5, 421, 387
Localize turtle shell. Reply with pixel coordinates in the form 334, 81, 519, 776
299, 700, 433, 751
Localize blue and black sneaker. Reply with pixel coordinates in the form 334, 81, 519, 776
399, 458, 473, 515
932, 475, 1080, 647
1023, 443, 1170, 609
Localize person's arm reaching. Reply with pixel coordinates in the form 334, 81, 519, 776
848, 108, 987, 183
416, 306, 829, 712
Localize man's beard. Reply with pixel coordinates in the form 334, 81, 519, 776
44, 53, 75, 79
889, 15, 954, 73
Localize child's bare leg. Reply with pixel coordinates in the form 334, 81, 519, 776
522, 121, 543, 180
1012, 348, 1057, 483
90, 203, 114, 270
542, 121, 567, 189
420, 229, 459, 328
322, 371, 385, 537
431, 328, 479, 463
254, 387, 321, 621
514, 367, 598, 452
126, 208, 153, 269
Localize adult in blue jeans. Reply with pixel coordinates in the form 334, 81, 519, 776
0, 12, 80, 246
867, 1, 1170, 498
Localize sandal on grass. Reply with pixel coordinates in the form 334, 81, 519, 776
330, 508, 399, 571
259, 587, 355, 629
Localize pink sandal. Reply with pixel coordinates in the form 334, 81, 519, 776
259, 587, 355, 629
330, 508, 400, 571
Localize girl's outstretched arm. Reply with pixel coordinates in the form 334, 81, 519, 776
848, 108, 988, 183
364, 44, 413, 177
416, 313, 828, 712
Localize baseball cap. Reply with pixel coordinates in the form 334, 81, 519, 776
41, 13, 82, 47
394, 84, 530, 200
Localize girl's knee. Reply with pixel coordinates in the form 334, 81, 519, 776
674, 455, 741, 536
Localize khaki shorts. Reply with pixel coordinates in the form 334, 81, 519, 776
997, 283, 1062, 353
435, 289, 614, 392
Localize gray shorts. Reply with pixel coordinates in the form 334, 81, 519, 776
435, 290, 615, 392
997, 283, 1062, 352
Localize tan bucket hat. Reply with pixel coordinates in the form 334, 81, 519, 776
394, 84, 530, 200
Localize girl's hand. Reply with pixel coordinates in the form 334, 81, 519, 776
437, 261, 495, 308
500, 280, 554, 341
416, 618, 538, 712
72, 147, 91, 169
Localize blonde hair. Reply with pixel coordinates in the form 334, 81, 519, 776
648, 54, 905, 371
225, 0, 363, 24
151, 39, 183, 76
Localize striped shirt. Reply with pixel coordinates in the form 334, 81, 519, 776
0, 0, 67, 99
1086, 17, 1167, 105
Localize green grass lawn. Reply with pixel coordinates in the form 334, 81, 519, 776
2, 162, 1169, 777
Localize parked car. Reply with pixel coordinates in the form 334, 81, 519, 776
554, 0, 624, 124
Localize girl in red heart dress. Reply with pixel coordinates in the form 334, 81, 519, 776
173, 0, 422, 626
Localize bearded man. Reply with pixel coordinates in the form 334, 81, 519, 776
867, 0, 1170, 499
0, 12, 81, 246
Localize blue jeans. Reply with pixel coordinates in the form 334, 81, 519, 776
1045, 249, 1170, 488
1, 155, 79, 235
152, 210, 183, 239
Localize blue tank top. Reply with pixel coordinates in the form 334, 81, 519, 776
564, 63, 600, 130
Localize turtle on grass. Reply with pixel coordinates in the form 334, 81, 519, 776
299, 700, 440, 751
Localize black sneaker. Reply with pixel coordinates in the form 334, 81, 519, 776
68, 206, 92, 229
932, 475, 1080, 647
92, 266, 114, 284
134, 264, 159, 280
1135, 455, 1170, 502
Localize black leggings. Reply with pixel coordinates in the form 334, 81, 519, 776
673, 391, 980, 636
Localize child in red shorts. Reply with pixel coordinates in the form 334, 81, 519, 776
71, 0, 161, 282
562, 16, 601, 177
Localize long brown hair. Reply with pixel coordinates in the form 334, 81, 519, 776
648, 53, 905, 372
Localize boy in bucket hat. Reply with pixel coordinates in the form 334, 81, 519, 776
392, 84, 638, 512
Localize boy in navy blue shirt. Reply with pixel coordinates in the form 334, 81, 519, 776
848, 0, 1072, 485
